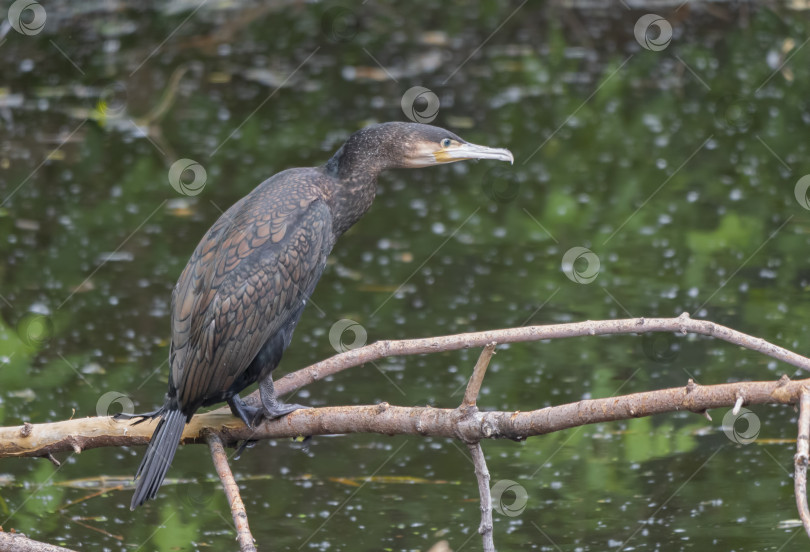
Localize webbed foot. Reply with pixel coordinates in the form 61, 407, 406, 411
228, 397, 263, 429
263, 402, 310, 419
113, 408, 162, 425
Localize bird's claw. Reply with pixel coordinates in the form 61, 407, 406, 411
234, 401, 309, 429
113, 410, 162, 425
262, 403, 310, 420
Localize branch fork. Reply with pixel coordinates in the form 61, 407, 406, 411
459, 343, 498, 552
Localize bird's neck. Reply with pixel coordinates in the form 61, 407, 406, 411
323, 145, 383, 236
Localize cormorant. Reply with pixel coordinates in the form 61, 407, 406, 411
123, 121, 513, 509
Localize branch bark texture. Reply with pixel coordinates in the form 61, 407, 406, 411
1, 375, 807, 459
0, 532, 77, 552
267, 313, 810, 402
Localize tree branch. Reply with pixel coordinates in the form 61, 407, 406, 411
207, 433, 257, 552
3, 314, 804, 460
0, 531, 77, 552
3, 315, 810, 551
467, 442, 494, 552
2, 375, 808, 458
265, 313, 810, 403
462, 342, 497, 408
795, 389, 810, 539
460, 344, 496, 550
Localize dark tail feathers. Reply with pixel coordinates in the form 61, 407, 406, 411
130, 406, 186, 510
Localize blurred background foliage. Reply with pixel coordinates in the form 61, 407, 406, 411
1, 0, 810, 550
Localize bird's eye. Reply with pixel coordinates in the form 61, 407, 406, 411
441, 138, 453, 148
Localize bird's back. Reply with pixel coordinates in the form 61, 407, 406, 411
169, 167, 336, 414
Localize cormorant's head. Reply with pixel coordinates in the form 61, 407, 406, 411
330, 122, 513, 177
384, 122, 514, 168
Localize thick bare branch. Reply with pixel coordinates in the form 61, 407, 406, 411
2, 376, 808, 458
795, 389, 810, 539
0, 532, 76, 552
207, 433, 257, 552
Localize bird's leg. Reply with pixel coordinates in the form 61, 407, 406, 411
259, 374, 309, 420
226, 376, 309, 430
227, 396, 262, 429
225, 397, 262, 459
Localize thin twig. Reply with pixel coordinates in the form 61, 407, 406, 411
467, 442, 494, 552
463, 342, 497, 408
795, 389, 810, 539
207, 433, 257, 552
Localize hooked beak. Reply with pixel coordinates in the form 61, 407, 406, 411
435, 142, 514, 165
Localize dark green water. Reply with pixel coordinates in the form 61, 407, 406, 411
1, 1, 810, 550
